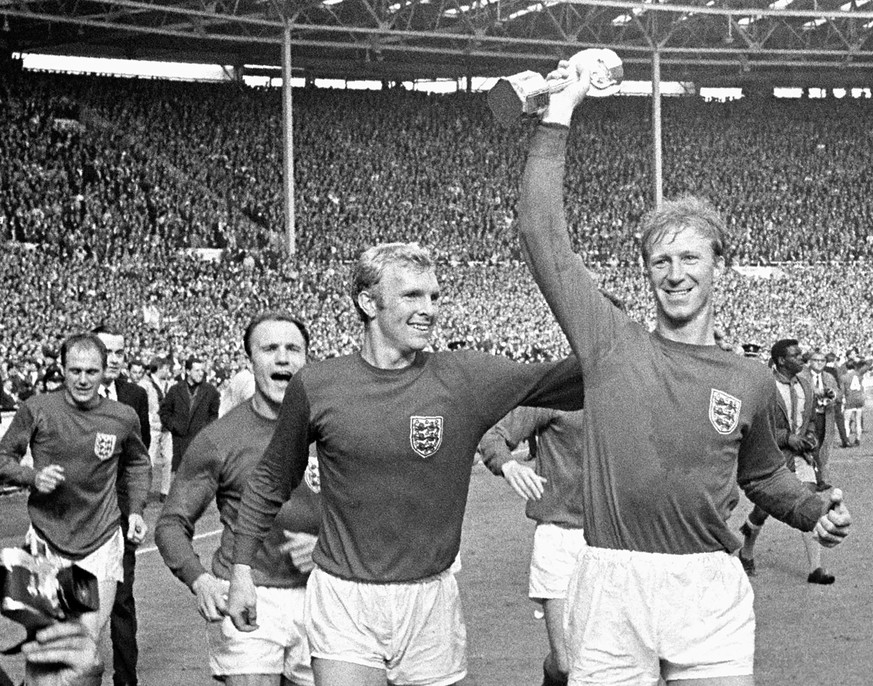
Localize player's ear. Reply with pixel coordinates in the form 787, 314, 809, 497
358, 290, 378, 320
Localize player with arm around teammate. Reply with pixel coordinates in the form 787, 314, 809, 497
479, 407, 586, 686
227, 242, 584, 686
516, 56, 851, 685
155, 312, 319, 686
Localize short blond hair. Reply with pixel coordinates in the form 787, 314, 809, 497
639, 195, 727, 265
351, 242, 435, 321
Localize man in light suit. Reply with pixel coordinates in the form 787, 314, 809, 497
739, 339, 836, 584
159, 355, 220, 473
802, 349, 841, 492
139, 356, 173, 502
93, 325, 151, 686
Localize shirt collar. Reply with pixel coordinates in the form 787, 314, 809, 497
772, 368, 796, 385
101, 380, 117, 400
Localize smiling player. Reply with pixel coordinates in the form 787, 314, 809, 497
227, 242, 584, 686
516, 57, 852, 685
155, 312, 320, 686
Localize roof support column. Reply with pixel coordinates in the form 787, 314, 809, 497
282, 20, 296, 256
651, 48, 663, 209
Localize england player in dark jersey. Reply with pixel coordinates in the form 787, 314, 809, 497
156, 312, 319, 686
479, 408, 586, 686
0, 333, 151, 686
516, 57, 851, 686
228, 242, 584, 686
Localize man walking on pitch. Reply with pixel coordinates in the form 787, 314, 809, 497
140, 356, 173, 502
159, 356, 220, 474
228, 242, 584, 686
739, 339, 837, 584
516, 55, 851, 685
156, 312, 319, 686
93, 324, 150, 686
803, 348, 840, 491
0, 333, 150, 686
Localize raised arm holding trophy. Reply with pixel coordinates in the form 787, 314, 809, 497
487, 48, 624, 125
513, 50, 851, 686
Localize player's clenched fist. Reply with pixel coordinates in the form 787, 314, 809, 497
541, 59, 590, 127
226, 564, 260, 632
814, 488, 851, 547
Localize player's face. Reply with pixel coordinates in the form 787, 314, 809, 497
647, 227, 723, 331
187, 362, 205, 384
250, 320, 308, 408
63, 345, 105, 409
96, 333, 125, 383
370, 264, 440, 360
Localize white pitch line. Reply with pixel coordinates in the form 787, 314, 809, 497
136, 528, 222, 556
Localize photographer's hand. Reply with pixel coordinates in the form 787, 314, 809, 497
22, 621, 99, 686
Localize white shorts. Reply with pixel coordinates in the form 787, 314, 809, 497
26, 526, 123, 647
305, 567, 467, 686
26, 525, 124, 583
207, 583, 312, 684
565, 547, 755, 686
529, 523, 587, 601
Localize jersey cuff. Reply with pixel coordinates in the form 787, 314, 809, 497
232, 536, 259, 567
180, 558, 210, 589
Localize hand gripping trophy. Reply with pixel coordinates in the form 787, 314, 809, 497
487, 48, 623, 125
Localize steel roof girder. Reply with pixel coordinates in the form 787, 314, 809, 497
823, 17, 855, 50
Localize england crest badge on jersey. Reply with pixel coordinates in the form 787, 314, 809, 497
410, 416, 443, 458
304, 453, 321, 493
709, 389, 741, 435
94, 433, 117, 461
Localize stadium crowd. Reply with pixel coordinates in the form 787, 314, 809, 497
0, 59, 866, 686
1, 67, 873, 393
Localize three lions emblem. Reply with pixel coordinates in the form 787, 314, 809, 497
410, 416, 443, 459
709, 389, 741, 435
93, 433, 117, 461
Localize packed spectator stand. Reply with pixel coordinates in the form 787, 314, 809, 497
1, 64, 872, 399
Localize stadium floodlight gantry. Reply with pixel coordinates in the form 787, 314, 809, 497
2, 0, 873, 86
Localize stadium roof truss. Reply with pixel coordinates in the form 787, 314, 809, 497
2, 0, 873, 86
